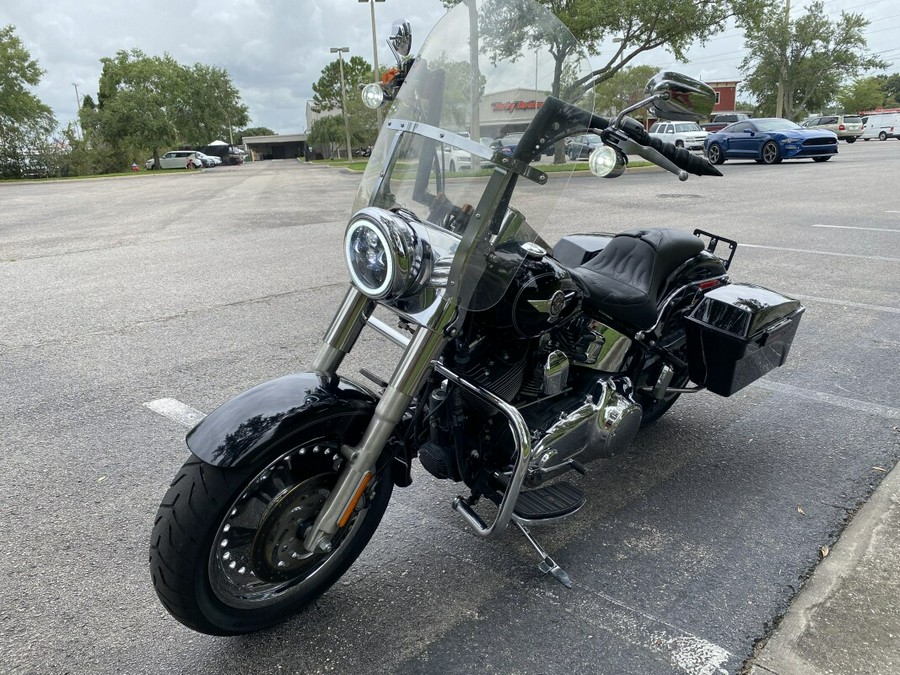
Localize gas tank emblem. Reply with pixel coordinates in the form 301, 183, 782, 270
529, 289, 568, 322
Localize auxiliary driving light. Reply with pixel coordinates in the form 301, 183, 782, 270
589, 145, 626, 178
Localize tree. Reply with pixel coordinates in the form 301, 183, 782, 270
593, 65, 660, 115
0, 25, 56, 177
238, 126, 276, 143
307, 114, 347, 158
311, 55, 379, 150
443, 0, 772, 96
96, 49, 248, 169
740, 1, 886, 119
874, 73, 900, 108
838, 77, 887, 115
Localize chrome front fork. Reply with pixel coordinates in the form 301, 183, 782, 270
304, 286, 456, 553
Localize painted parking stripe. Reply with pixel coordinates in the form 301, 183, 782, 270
812, 224, 900, 233
787, 293, 900, 315
752, 380, 900, 420
740, 244, 900, 262
144, 398, 206, 427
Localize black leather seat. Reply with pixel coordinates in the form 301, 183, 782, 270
569, 229, 704, 329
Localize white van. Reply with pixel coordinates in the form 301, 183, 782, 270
860, 113, 900, 141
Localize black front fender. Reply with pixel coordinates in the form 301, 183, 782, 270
186, 373, 377, 468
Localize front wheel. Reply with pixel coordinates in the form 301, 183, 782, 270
706, 143, 724, 165
812, 156, 832, 162
761, 141, 782, 164
149, 413, 393, 635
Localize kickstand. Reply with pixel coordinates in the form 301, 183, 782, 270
513, 520, 573, 588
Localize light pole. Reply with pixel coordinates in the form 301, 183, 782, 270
359, 0, 386, 128
330, 47, 354, 161
72, 82, 82, 140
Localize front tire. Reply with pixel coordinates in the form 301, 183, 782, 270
812, 156, 832, 162
761, 141, 782, 164
149, 412, 393, 635
706, 143, 725, 165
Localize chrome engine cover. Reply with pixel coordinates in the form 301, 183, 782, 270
530, 379, 643, 472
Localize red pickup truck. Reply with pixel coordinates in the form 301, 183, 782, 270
700, 113, 750, 133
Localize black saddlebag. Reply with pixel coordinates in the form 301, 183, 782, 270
684, 283, 804, 396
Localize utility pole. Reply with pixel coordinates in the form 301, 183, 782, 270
360, 0, 386, 128
331, 47, 354, 161
775, 0, 791, 119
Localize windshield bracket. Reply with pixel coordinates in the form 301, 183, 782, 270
490, 153, 548, 185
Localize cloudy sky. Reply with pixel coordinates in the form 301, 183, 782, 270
2, 0, 897, 137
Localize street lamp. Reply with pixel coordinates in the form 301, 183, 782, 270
359, 0, 386, 127
330, 46, 354, 161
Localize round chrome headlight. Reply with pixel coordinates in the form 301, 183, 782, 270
344, 207, 428, 300
361, 83, 386, 109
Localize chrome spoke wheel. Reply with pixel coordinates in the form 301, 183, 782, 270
208, 440, 369, 609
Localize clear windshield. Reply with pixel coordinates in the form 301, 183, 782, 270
353, 0, 595, 311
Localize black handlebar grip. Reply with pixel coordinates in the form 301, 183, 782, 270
620, 117, 722, 177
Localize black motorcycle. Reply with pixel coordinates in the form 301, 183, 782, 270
150, 0, 804, 635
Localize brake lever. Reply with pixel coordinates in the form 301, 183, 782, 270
602, 129, 689, 182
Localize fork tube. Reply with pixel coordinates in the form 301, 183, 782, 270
310, 286, 375, 376
303, 297, 457, 552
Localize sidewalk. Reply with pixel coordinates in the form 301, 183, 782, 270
748, 452, 900, 675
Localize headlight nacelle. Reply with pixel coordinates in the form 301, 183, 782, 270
344, 207, 429, 300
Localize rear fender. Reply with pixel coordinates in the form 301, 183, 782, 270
186, 373, 377, 468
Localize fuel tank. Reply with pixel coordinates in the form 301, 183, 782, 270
477, 241, 582, 338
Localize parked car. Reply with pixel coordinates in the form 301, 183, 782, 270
492, 133, 524, 155
700, 112, 750, 133
146, 151, 202, 170
648, 121, 708, 152
704, 118, 838, 164
860, 113, 900, 141
192, 151, 219, 168
566, 133, 603, 160
800, 114, 863, 143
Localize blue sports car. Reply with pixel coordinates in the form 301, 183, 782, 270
704, 118, 838, 165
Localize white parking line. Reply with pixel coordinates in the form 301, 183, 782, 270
812, 224, 900, 233
144, 398, 206, 427
752, 380, 900, 420
741, 244, 900, 262
788, 293, 900, 315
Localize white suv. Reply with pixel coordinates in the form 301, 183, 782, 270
648, 121, 708, 152
146, 151, 202, 170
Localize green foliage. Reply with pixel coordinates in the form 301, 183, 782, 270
874, 73, 900, 107
838, 77, 888, 114
311, 55, 380, 150
238, 126, 276, 142
443, 0, 774, 93
95, 49, 248, 170
308, 115, 345, 158
311, 55, 375, 113
0, 24, 57, 177
739, 1, 886, 119
593, 64, 660, 115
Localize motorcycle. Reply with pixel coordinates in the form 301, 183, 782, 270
150, 0, 804, 636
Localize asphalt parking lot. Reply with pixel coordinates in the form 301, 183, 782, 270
1, 140, 898, 674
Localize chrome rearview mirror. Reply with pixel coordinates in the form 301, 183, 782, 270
645, 71, 716, 122
388, 19, 412, 59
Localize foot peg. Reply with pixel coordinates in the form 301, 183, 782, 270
514, 520, 572, 588
513, 481, 585, 522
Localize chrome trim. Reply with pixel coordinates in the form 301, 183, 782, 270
642, 274, 728, 338
433, 361, 532, 540
573, 319, 632, 372
366, 315, 411, 348
311, 287, 375, 375
387, 119, 494, 161
302, 296, 456, 553
543, 350, 569, 396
